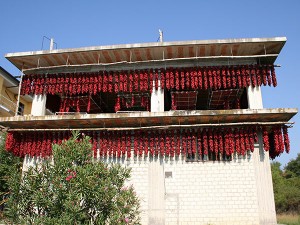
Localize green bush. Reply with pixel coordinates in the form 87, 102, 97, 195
4, 131, 140, 225
272, 155, 300, 214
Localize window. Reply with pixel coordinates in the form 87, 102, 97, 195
18, 102, 24, 116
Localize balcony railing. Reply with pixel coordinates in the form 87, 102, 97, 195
0, 95, 17, 115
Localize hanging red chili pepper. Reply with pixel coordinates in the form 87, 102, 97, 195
103, 72, 108, 93
212, 68, 217, 90
170, 130, 175, 157
121, 133, 126, 156
185, 70, 190, 89
159, 69, 165, 90
231, 67, 236, 89
256, 66, 262, 86
175, 70, 180, 90
198, 68, 203, 90
262, 66, 267, 86
133, 130, 139, 156
154, 70, 159, 90
114, 72, 119, 93
218, 129, 224, 158
119, 72, 124, 92
244, 128, 250, 153
271, 65, 277, 87
221, 67, 227, 89
144, 71, 148, 92
226, 67, 232, 89
159, 131, 165, 156
176, 130, 181, 156
180, 69, 185, 90
165, 69, 170, 90
134, 71, 139, 92
181, 130, 187, 156
197, 129, 202, 160
190, 69, 195, 90
224, 129, 230, 156
236, 67, 242, 88
241, 66, 247, 88
149, 131, 155, 156
187, 130, 191, 157
245, 65, 251, 87
282, 125, 290, 153
239, 129, 246, 156
126, 131, 131, 158
262, 127, 270, 151
139, 131, 144, 157
108, 72, 113, 93
207, 67, 213, 89
165, 131, 171, 156
203, 67, 208, 90
114, 96, 121, 112
235, 128, 241, 155
144, 131, 149, 157
250, 66, 257, 87
202, 129, 208, 156
249, 128, 255, 152
170, 69, 175, 89
87, 95, 91, 113
149, 70, 153, 93
213, 130, 219, 157
266, 66, 272, 86
129, 72, 133, 93
193, 69, 198, 90
123, 73, 128, 92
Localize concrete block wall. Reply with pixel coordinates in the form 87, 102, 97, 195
114, 143, 276, 225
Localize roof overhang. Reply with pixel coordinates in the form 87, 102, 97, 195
0, 108, 297, 130
5, 37, 286, 74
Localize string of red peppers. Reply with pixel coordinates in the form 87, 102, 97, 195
5, 124, 291, 159
21, 65, 278, 96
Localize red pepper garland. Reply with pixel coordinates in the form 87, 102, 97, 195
213, 130, 219, 157
208, 68, 213, 89
134, 71, 139, 92
235, 128, 241, 155
144, 132, 149, 157
187, 130, 192, 157
170, 130, 175, 157
154, 70, 159, 90
282, 126, 290, 153
263, 127, 270, 151
126, 131, 131, 158
271, 65, 277, 87
165, 69, 170, 90
159, 131, 165, 156
198, 68, 203, 90
160, 69, 165, 90
212, 68, 217, 90
218, 130, 224, 157
245, 65, 251, 87
266, 66, 272, 86
221, 67, 227, 89
202, 129, 208, 156
226, 67, 232, 89
197, 129, 202, 160
165, 131, 171, 156
175, 70, 180, 90
249, 128, 255, 152
180, 70, 185, 90
149, 131, 155, 156
236, 68, 242, 88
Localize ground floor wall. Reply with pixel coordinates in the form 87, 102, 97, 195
102, 142, 277, 225
22, 138, 277, 225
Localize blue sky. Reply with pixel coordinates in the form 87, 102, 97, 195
0, 0, 299, 166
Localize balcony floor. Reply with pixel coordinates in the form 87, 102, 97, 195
0, 108, 297, 130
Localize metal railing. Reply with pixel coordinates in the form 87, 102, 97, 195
0, 95, 17, 115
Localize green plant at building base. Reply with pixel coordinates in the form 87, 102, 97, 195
4, 131, 140, 225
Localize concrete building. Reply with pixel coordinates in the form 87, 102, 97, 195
0, 37, 298, 225
0, 66, 32, 117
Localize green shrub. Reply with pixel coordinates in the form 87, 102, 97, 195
4, 131, 140, 225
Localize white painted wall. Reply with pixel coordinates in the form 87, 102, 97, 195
31, 94, 47, 116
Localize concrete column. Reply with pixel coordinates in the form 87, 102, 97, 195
31, 94, 46, 116
248, 85, 277, 224
151, 80, 164, 112
247, 86, 263, 109
148, 159, 165, 225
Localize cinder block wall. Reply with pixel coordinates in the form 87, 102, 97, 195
110, 142, 277, 225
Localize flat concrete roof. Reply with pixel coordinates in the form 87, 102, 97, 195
5, 37, 286, 73
0, 108, 297, 130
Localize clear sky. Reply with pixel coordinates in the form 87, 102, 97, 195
0, 0, 299, 166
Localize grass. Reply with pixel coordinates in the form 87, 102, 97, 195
277, 214, 300, 225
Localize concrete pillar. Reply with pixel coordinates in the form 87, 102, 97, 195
247, 86, 263, 109
151, 79, 164, 112
247, 85, 277, 224
31, 94, 46, 116
148, 159, 165, 225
